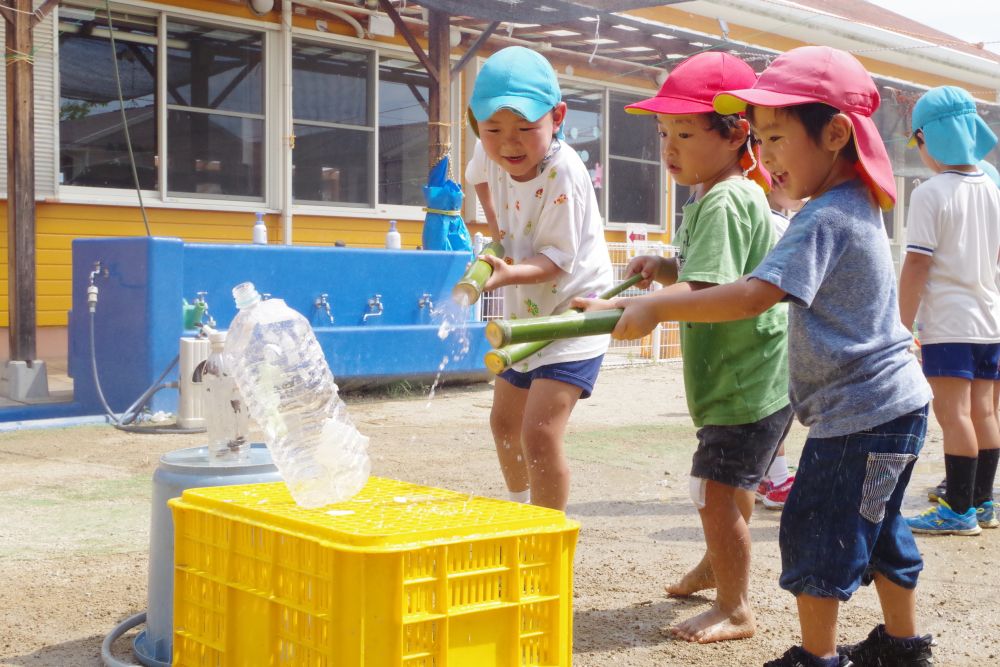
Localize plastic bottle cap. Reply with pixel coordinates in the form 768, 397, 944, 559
209, 330, 227, 345
389, 220, 397, 231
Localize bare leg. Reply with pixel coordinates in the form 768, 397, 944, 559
519, 378, 581, 510
670, 483, 756, 643
490, 377, 530, 495
971, 378, 1000, 456
797, 594, 840, 659
666, 485, 753, 597
929, 377, 976, 458
872, 573, 917, 639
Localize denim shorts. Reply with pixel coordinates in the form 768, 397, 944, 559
690, 404, 794, 490
921, 342, 1000, 380
497, 354, 604, 399
778, 405, 928, 601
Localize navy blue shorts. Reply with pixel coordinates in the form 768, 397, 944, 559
498, 355, 604, 399
779, 406, 928, 601
921, 342, 1000, 380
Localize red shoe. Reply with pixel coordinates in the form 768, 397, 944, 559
763, 476, 795, 510
755, 479, 773, 504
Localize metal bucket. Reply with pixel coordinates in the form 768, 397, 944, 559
133, 444, 281, 667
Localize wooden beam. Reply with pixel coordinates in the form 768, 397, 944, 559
426, 7, 450, 168
378, 0, 438, 83
451, 21, 498, 77
31, 0, 58, 27
5, 0, 37, 361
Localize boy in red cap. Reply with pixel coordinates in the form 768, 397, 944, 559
621, 51, 791, 645
576, 46, 934, 667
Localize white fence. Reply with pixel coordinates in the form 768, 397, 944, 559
476, 237, 681, 368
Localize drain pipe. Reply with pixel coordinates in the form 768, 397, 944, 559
294, 0, 366, 38
281, 0, 294, 245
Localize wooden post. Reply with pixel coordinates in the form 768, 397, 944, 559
5, 0, 37, 361
426, 8, 450, 169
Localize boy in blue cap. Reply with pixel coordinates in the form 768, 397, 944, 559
465, 46, 613, 511
901, 86, 1000, 536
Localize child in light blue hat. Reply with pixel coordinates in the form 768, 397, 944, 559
464, 47, 612, 511
900, 85, 1000, 536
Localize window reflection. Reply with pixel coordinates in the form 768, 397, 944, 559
609, 92, 661, 225
167, 111, 263, 198
59, 11, 158, 189
379, 58, 431, 206
563, 84, 604, 216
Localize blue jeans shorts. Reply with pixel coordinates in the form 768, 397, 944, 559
921, 342, 1000, 380
779, 405, 928, 601
498, 354, 604, 399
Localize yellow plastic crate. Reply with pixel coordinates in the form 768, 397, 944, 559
169, 477, 579, 667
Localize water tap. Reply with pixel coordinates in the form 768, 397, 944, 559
418, 293, 434, 311
195, 291, 217, 329
314, 293, 334, 324
363, 294, 383, 322
87, 260, 109, 312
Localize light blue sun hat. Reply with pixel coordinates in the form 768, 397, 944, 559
909, 86, 997, 165
468, 46, 562, 137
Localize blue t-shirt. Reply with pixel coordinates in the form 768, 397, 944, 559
750, 180, 931, 438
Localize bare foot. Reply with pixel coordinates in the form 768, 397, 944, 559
665, 558, 715, 597
668, 604, 755, 644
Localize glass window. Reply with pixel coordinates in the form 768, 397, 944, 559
166, 20, 264, 198
378, 57, 431, 207
608, 92, 661, 226
672, 183, 692, 234
292, 43, 373, 205
59, 10, 158, 189
562, 84, 604, 216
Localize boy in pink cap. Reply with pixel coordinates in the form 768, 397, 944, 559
621, 51, 791, 645
576, 46, 934, 667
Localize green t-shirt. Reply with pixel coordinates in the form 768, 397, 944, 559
676, 178, 789, 426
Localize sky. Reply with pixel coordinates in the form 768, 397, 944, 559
865, 0, 1000, 55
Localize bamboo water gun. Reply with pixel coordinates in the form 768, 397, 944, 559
451, 241, 505, 306
483, 274, 642, 374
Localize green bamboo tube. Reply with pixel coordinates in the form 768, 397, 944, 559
483, 274, 642, 373
451, 241, 505, 306
486, 309, 623, 347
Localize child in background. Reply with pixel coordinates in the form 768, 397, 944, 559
465, 46, 613, 511
621, 52, 791, 644
899, 86, 1000, 536
575, 46, 934, 667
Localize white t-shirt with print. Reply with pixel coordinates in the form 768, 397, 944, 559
466, 139, 613, 371
905, 170, 1000, 344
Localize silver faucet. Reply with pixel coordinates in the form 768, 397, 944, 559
314, 293, 334, 324
195, 291, 216, 329
363, 294, 383, 322
418, 292, 434, 311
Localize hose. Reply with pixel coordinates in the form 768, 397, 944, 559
88, 308, 205, 434
100, 611, 146, 667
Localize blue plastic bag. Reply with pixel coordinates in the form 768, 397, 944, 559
421, 156, 473, 254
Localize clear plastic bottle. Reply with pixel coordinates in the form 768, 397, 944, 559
224, 282, 371, 507
385, 219, 402, 249
202, 330, 250, 464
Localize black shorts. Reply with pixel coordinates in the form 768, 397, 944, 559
690, 404, 794, 491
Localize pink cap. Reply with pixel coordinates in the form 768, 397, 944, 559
626, 52, 758, 115
714, 46, 896, 210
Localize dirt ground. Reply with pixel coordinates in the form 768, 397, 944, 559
0, 362, 997, 667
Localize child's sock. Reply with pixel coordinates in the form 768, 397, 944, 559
805, 651, 841, 667
508, 489, 530, 503
767, 455, 790, 486
973, 448, 999, 506
944, 454, 977, 514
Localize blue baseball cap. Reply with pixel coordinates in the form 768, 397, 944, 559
909, 86, 997, 165
468, 47, 562, 136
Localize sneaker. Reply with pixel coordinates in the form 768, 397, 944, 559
755, 479, 773, 503
763, 475, 795, 510
977, 500, 999, 529
763, 646, 852, 667
906, 499, 981, 536
927, 478, 946, 503
838, 624, 933, 667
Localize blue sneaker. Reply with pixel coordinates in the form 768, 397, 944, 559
977, 500, 999, 529
907, 500, 981, 536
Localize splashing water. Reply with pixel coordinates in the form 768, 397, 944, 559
426, 298, 474, 406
